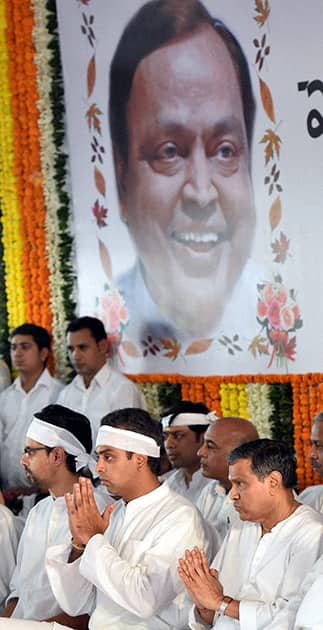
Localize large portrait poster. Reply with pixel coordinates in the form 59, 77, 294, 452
56, 0, 323, 376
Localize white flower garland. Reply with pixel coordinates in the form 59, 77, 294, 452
32, 0, 70, 380
246, 382, 273, 438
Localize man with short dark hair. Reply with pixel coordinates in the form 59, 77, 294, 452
2, 404, 108, 626
179, 439, 323, 629
162, 401, 212, 502
57, 316, 146, 442
0, 324, 62, 492
299, 411, 323, 513
46, 407, 209, 629
111, 0, 257, 351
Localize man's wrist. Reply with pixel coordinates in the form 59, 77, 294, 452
214, 596, 233, 618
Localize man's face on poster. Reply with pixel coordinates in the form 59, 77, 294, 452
116, 24, 255, 337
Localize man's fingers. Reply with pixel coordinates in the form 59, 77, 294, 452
73, 483, 83, 508
65, 491, 76, 515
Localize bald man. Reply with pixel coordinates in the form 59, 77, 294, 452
196, 416, 259, 542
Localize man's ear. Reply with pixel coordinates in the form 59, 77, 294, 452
268, 470, 282, 493
134, 453, 148, 471
51, 447, 65, 466
40, 347, 49, 365
113, 145, 129, 223
98, 337, 108, 356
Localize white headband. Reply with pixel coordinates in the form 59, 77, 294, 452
96, 426, 160, 458
161, 412, 213, 430
27, 417, 98, 477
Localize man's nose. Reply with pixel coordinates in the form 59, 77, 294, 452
182, 148, 218, 212
96, 458, 104, 474
197, 442, 207, 458
229, 485, 238, 500
309, 444, 318, 459
164, 434, 176, 448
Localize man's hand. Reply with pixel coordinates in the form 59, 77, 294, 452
178, 547, 223, 612
65, 477, 114, 545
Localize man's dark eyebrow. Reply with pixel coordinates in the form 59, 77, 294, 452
154, 115, 246, 140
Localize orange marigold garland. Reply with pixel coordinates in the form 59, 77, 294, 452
5, 0, 52, 330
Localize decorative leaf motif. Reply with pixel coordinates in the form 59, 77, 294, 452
269, 197, 282, 231
160, 337, 181, 360
185, 339, 213, 355
86, 104, 102, 134
259, 77, 275, 123
87, 55, 96, 98
260, 129, 282, 164
98, 238, 112, 280
92, 199, 107, 227
248, 335, 269, 358
254, 0, 270, 26
121, 340, 141, 358
271, 232, 290, 263
94, 166, 106, 196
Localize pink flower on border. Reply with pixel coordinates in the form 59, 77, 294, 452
267, 299, 281, 329
98, 290, 129, 334
281, 306, 295, 331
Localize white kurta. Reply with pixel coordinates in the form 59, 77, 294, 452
57, 362, 146, 444
164, 468, 211, 504
196, 480, 240, 544
0, 506, 21, 611
0, 370, 63, 490
8, 490, 109, 620
46, 482, 209, 629
294, 554, 323, 629
189, 504, 323, 630
299, 485, 323, 514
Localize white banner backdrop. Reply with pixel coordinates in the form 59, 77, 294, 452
56, 0, 323, 376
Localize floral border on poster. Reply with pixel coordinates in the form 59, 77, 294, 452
248, 0, 303, 371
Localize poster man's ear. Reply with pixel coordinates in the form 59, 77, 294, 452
113, 145, 128, 223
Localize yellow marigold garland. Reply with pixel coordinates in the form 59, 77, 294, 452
220, 383, 249, 418
0, 0, 25, 329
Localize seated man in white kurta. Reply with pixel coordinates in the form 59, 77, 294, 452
45, 408, 209, 629
178, 438, 323, 630
57, 316, 146, 444
196, 415, 259, 543
299, 410, 323, 513
0, 505, 22, 612
1, 404, 109, 627
161, 401, 212, 503
293, 554, 323, 629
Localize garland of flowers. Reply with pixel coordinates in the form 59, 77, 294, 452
246, 383, 273, 438
0, 0, 26, 331
130, 372, 323, 489
5, 0, 52, 330
32, 0, 73, 379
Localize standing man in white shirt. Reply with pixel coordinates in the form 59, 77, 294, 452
0, 324, 63, 494
45, 407, 209, 629
1, 404, 108, 627
162, 401, 212, 503
57, 316, 146, 443
0, 505, 21, 613
299, 411, 323, 513
178, 439, 323, 629
196, 415, 259, 542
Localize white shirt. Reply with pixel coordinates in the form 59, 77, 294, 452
0, 369, 63, 490
9, 489, 109, 620
57, 362, 146, 443
164, 468, 211, 504
299, 485, 323, 513
0, 360, 11, 393
46, 482, 209, 629
294, 555, 323, 629
0, 505, 21, 611
189, 504, 323, 630
196, 480, 240, 544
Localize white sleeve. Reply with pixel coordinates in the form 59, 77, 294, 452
46, 543, 95, 616
0, 507, 19, 607
79, 507, 207, 620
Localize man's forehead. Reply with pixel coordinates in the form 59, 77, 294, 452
229, 458, 253, 476
11, 335, 35, 345
25, 437, 43, 448
96, 444, 123, 455
67, 329, 94, 343
312, 422, 323, 440
166, 424, 191, 433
